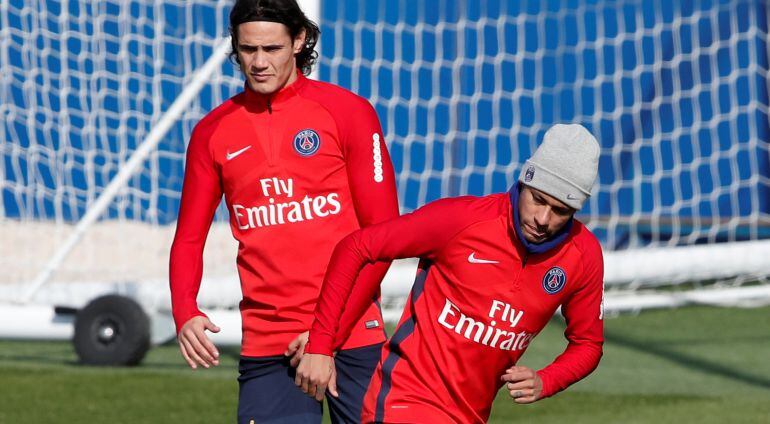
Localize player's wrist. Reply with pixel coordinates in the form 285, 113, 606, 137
535, 369, 554, 398
173, 309, 206, 334
304, 333, 334, 356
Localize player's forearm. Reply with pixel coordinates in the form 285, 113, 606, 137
331, 259, 391, 349
169, 126, 221, 333
537, 248, 605, 397
169, 206, 218, 332
306, 198, 476, 354
169, 241, 207, 332
306, 232, 373, 355
536, 340, 603, 398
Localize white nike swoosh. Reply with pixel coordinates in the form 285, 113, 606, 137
468, 252, 499, 264
226, 145, 251, 161
567, 194, 578, 200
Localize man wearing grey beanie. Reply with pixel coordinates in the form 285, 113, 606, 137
296, 124, 605, 423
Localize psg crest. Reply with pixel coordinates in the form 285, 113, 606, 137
524, 165, 535, 182
542, 266, 567, 294
293, 129, 321, 156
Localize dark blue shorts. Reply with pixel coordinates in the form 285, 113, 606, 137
237, 343, 383, 424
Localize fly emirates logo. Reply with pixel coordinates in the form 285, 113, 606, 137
232, 177, 341, 230
438, 299, 534, 351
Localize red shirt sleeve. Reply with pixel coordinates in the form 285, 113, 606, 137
340, 99, 399, 227
536, 237, 604, 398
305, 197, 493, 355
169, 121, 223, 333
332, 98, 400, 347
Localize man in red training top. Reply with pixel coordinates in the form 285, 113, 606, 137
168, 0, 399, 422
297, 124, 604, 423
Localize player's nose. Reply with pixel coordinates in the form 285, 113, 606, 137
533, 207, 551, 228
251, 52, 269, 69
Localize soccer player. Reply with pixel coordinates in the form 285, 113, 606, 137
168, 0, 399, 422
296, 124, 604, 423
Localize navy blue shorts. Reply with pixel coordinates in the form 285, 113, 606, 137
237, 343, 383, 424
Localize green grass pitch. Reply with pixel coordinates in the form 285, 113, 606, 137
0, 305, 768, 423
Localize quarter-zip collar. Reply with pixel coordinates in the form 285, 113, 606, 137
243, 69, 307, 113
509, 182, 573, 255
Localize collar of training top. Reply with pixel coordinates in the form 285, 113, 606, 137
243, 69, 307, 111
509, 182, 574, 255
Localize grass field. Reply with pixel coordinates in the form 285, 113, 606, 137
0, 305, 768, 423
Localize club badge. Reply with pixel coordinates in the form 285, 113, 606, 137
293, 129, 321, 156
524, 165, 535, 182
542, 266, 566, 294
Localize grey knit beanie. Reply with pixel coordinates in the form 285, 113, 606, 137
518, 124, 600, 210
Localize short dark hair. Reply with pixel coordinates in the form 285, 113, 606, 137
229, 0, 320, 75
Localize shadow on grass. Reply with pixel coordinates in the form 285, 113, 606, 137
551, 318, 770, 390
0, 341, 243, 371
0, 340, 77, 366
606, 329, 770, 389
0, 353, 78, 366
218, 345, 242, 361
633, 335, 770, 347
137, 345, 242, 371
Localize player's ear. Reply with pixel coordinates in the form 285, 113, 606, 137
293, 29, 306, 54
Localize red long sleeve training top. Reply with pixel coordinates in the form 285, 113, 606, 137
306, 191, 604, 423
169, 71, 399, 357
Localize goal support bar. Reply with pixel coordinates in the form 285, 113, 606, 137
18, 38, 233, 304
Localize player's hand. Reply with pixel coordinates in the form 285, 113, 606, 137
284, 331, 309, 368
295, 353, 338, 401
501, 366, 543, 404
177, 315, 220, 369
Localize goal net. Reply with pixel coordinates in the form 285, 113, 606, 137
0, 1, 244, 307
2, 1, 769, 316
319, 0, 770, 314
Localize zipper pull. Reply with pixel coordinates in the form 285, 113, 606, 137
267, 98, 273, 114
